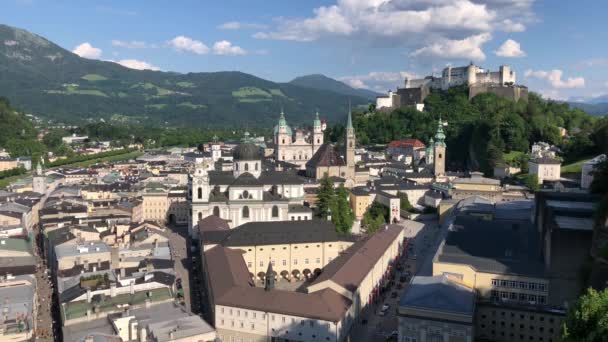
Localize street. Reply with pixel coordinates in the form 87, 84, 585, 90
164, 223, 195, 312
350, 218, 445, 342
34, 228, 60, 341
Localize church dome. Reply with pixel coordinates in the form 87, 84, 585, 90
233, 143, 261, 160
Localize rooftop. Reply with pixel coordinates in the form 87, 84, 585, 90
400, 275, 475, 316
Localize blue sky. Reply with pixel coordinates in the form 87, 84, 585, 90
2, 0, 607, 100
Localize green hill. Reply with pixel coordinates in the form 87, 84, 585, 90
0, 24, 370, 127
289, 74, 381, 101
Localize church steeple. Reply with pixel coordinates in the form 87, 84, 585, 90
434, 116, 446, 147
264, 260, 275, 291
433, 116, 446, 177
345, 106, 356, 168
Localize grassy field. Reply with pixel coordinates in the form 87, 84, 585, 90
81, 74, 108, 81
232, 87, 272, 98
269, 88, 286, 97
178, 102, 206, 109
146, 104, 167, 110
46, 84, 109, 97
176, 81, 195, 88
67, 151, 143, 167
561, 158, 591, 174
503, 151, 525, 164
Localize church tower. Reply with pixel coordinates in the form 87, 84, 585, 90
345, 109, 355, 167
33, 156, 46, 194
276, 110, 290, 146
433, 117, 446, 177
312, 111, 323, 153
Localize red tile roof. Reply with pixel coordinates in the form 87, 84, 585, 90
387, 139, 426, 149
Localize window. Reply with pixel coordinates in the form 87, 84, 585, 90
245, 163, 249, 171
519, 293, 527, 301
293, 259, 298, 265
236, 163, 239, 171
500, 280, 509, 287
255, 163, 259, 171
529, 294, 537, 302
213, 206, 220, 217
260, 260, 264, 267
282, 260, 287, 266
316, 258, 320, 264
519, 281, 526, 289
247, 262, 252, 267
539, 296, 546, 304
272, 205, 279, 218
491, 279, 499, 286
539, 283, 546, 292
251, 323, 255, 330
305, 258, 309, 264
529, 283, 537, 291
198, 187, 202, 199
198, 212, 202, 220
243, 190, 249, 199
242, 206, 250, 218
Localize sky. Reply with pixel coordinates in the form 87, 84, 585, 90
2, 0, 607, 101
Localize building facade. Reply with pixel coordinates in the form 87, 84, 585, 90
274, 111, 325, 168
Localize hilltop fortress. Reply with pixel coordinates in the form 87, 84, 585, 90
377, 63, 528, 111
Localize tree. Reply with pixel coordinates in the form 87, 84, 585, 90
332, 184, 355, 234
316, 175, 335, 220
562, 287, 608, 341
397, 191, 412, 211
523, 173, 539, 191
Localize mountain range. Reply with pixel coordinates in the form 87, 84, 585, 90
0, 24, 374, 127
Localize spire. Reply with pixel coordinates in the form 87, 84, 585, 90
314, 110, 321, 127
36, 156, 43, 176
434, 115, 446, 147
346, 102, 353, 130
278, 109, 287, 127
264, 259, 275, 291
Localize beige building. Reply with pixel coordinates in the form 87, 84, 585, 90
349, 187, 371, 220
274, 111, 324, 168
409, 199, 567, 342
529, 157, 561, 184
201, 220, 357, 281
0, 157, 18, 172
451, 172, 503, 202
201, 222, 406, 342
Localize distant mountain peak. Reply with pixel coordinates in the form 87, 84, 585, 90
289, 74, 379, 100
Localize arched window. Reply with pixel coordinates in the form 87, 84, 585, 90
243, 190, 249, 199
282, 139, 285, 144
245, 163, 249, 171
272, 205, 279, 218
255, 163, 258, 171
198, 212, 202, 220
242, 206, 250, 218
213, 206, 220, 217
197, 187, 202, 199
349, 142, 353, 148
235, 163, 239, 171
317, 139, 320, 144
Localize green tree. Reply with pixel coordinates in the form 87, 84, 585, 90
524, 173, 540, 191
316, 175, 335, 220
562, 287, 608, 341
332, 184, 355, 234
397, 191, 412, 211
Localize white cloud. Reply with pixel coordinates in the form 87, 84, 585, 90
212, 40, 247, 55
114, 59, 160, 71
112, 40, 155, 49
409, 33, 492, 61
339, 70, 419, 90
72, 42, 102, 59
168, 36, 209, 55
494, 39, 525, 57
524, 69, 585, 88
219, 21, 267, 30
499, 19, 526, 32
253, 0, 536, 59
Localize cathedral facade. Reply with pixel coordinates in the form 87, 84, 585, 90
188, 143, 308, 238
274, 111, 325, 168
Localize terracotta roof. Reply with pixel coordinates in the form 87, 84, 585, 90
203, 245, 351, 322
306, 144, 345, 168
198, 215, 230, 235
387, 139, 425, 149
310, 224, 403, 292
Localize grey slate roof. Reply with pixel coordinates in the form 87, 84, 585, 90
400, 275, 475, 316
437, 215, 545, 277
202, 220, 356, 247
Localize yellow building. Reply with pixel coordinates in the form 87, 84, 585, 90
349, 186, 371, 220
201, 220, 357, 281
0, 158, 18, 172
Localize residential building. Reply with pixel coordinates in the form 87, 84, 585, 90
529, 157, 561, 184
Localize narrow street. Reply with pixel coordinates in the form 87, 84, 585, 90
33, 228, 59, 341
164, 223, 194, 312
350, 218, 445, 342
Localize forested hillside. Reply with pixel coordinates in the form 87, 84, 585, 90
326, 86, 608, 174
0, 24, 368, 127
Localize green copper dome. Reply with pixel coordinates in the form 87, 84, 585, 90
434, 118, 446, 147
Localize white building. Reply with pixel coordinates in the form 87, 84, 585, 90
528, 157, 561, 184
406, 64, 516, 91
189, 143, 307, 237
274, 111, 325, 168
581, 154, 606, 189
62, 134, 89, 145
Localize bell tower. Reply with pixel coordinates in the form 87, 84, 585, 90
33, 156, 46, 194
313, 111, 323, 153
345, 109, 355, 167
433, 117, 446, 177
